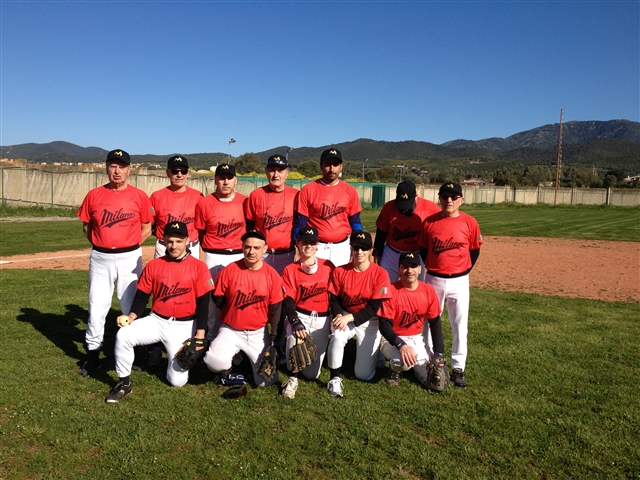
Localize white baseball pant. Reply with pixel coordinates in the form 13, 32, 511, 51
85, 248, 142, 351
316, 239, 351, 267
154, 239, 201, 260
285, 311, 331, 380
379, 335, 429, 385
327, 317, 381, 381
203, 324, 277, 387
423, 273, 470, 371
203, 251, 244, 341
262, 250, 296, 275
114, 313, 195, 387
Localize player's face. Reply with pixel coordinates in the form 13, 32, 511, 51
106, 161, 130, 188
398, 263, 421, 284
439, 193, 463, 217
165, 235, 188, 260
167, 167, 189, 189
215, 174, 237, 198
351, 245, 371, 263
321, 160, 343, 184
265, 166, 289, 192
243, 237, 267, 267
296, 240, 318, 261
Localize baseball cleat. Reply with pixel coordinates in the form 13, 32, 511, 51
385, 371, 402, 387
222, 384, 247, 399
281, 377, 298, 399
451, 368, 467, 387
105, 381, 132, 403
327, 377, 344, 398
79, 357, 101, 377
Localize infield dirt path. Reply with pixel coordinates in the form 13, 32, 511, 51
1, 236, 638, 303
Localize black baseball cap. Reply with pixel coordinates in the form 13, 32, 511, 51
296, 226, 318, 243
165, 221, 189, 238
215, 163, 236, 177
398, 251, 421, 266
320, 148, 343, 164
106, 149, 130, 166
167, 155, 189, 169
350, 231, 372, 250
439, 182, 463, 197
395, 180, 417, 211
241, 230, 266, 242
267, 154, 288, 168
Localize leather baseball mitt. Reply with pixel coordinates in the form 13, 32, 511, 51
288, 335, 317, 373
256, 344, 278, 382
174, 337, 207, 371
426, 355, 450, 393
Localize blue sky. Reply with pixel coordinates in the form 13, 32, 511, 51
1, 1, 638, 156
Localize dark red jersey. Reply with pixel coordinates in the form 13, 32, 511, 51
376, 197, 440, 251
194, 193, 247, 250
244, 185, 297, 251
150, 186, 203, 241
329, 262, 392, 313
281, 259, 335, 313
378, 280, 441, 336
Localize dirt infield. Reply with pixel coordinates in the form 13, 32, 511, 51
0, 237, 638, 302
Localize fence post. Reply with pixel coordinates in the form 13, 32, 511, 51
51, 171, 54, 209
1, 168, 4, 211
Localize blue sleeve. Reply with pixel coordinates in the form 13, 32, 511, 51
348, 212, 362, 231
293, 212, 309, 241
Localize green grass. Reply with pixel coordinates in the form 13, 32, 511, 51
0, 270, 638, 479
0, 205, 77, 218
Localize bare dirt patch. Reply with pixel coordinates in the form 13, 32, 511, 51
1, 237, 638, 303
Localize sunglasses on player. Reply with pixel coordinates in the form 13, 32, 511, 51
351, 245, 371, 252
439, 194, 461, 201
171, 168, 189, 175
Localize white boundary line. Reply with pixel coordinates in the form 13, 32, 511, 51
0, 253, 89, 264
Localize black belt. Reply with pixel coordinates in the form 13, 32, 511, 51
92, 245, 140, 254
268, 247, 295, 254
153, 311, 195, 322
426, 270, 469, 279
297, 308, 329, 317
202, 248, 243, 255
387, 244, 405, 254
318, 236, 348, 244
159, 239, 199, 247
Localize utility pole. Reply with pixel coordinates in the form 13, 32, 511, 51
554, 109, 563, 205
227, 138, 236, 163
362, 158, 368, 182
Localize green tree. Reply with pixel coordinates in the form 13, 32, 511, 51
376, 167, 398, 183
233, 153, 261, 174
297, 160, 320, 178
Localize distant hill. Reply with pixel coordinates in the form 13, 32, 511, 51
1, 141, 107, 158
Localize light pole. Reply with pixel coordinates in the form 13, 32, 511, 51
286, 147, 293, 163
227, 138, 236, 163
362, 158, 368, 182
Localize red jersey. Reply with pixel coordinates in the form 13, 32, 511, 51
150, 186, 203, 241
295, 180, 362, 243
214, 260, 285, 331
244, 185, 297, 251
77, 184, 153, 249
329, 262, 392, 314
418, 212, 483, 275
376, 197, 440, 251
281, 259, 335, 313
194, 193, 247, 250
378, 280, 441, 336
137, 255, 213, 325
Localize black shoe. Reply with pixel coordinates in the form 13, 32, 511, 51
105, 381, 132, 404
79, 356, 101, 376
451, 368, 467, 387
385, 371, 402, 386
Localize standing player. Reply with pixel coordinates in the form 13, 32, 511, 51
418, 182, 482, 387
194, 164, 247, 340
294, 148, 363, 267
105, 222, 213, 403
280, 227, 335, 399
325, 231, 392, 397
150, 155, 203, 259
378, 252, 444, 387
77, 149, 153, 376
203, 230, 284, 388
373, 180, 440, 282
244, 154, 297, 274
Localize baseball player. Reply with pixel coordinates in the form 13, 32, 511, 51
105, 222, 213, 403
418, 182, 482, 387
293, 148, 363, 267
203, 230, 285, 388
194, 163, 247, 341
77, 149, 153, 376
378, 252, 444, 386
373, 179, 440, 282
280, 226, 335, 399
244, 154, 298, 275
150, 155, 203, 260
325, 231, 392, 397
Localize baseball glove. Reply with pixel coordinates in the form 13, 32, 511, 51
288, 334, 318, 373
426, 356, 450, 393
174, 337, 207, 371
256, 344, 278, 382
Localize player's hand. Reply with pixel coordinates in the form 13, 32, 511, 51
332, 314, 350, 331
116, 314, 133, 328
194, 329, 206, 351
294, 329, 308, 339
399, 345, 417, 367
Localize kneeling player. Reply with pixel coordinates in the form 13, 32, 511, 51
378, 252, 445, 386
105, 222, 212, 403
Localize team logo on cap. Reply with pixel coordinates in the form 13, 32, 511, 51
114, 151, 123, 156
446, 183, 454, 188
171, 223, 179, 229
401, 193, 408, 199
405, 253, 415, 259
221, 164, 229, 169
304, 228, 314, 235
174, 157, 183, 162
330, 150, 337, 155
356, 233, 365, 239
274, 156, 281, 161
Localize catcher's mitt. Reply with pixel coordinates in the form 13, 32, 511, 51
174, 337, 207, 371
256, 344, 278, 382
288, 335, 317, 373
426, 356, 450, 393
